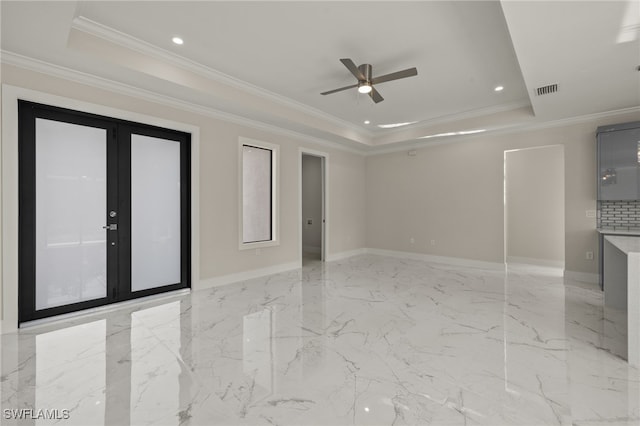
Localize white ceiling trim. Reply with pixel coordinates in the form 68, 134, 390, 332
72, 15, 536, 150
71, 16, 374, 140
367, 105, 640, 156
1, 50, 364, 156
4, 50, 637, 158
372, 99, 532, 143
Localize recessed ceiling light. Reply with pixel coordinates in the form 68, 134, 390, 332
172, 36, 184, 45
364, 120, 370, 124
494, 85, 504, 92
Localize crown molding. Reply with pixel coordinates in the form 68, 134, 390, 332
373, 99, 532, 142
366, 105, 640, 156
3, 50, 637, 158
70, 16, 374, 140
1, 50, 364, 155
511, 106, 640, 134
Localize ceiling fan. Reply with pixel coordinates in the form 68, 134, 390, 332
321, 58, 418, 103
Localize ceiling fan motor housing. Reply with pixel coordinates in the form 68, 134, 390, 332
358, 64, 373, 82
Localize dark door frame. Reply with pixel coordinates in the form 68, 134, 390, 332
18, 101, 191, 324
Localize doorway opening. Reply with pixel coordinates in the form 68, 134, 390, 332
300, 152, 326, 265
504, 145, 565, 271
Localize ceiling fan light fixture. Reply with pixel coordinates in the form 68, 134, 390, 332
321, 58, 417, 103
358, 82, 372, 94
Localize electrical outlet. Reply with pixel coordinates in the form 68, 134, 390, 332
586, 251, 593, 260
430, 240, 436, 246
410, 237, 415, 244
586, 210, 597, 218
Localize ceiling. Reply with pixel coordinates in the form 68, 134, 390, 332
1, 1, 639, 152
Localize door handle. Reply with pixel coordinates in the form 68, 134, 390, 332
102, 224, 118, 231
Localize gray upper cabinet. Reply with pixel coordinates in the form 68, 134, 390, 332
598, 122, 640, 201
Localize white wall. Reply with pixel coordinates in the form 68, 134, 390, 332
3, 61, 639, 330
302, 155, 322, 253
505, 145, 565, 266
0, 64, 367, 329
366, 110, 640, 277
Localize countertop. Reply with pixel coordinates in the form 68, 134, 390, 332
597, 228, 640, 236
604, 235, 640, 255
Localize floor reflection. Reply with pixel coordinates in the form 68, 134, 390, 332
1, 299, 196, 426
242, 309, 273, 402
37, 320, 107, 425
564, 282, 639, 424
1, 255, 639, 425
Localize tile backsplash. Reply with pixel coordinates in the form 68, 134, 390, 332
598, 200, 640, 229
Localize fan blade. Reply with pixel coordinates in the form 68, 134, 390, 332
369, 87, 384, 103
371, 67, 418, 85
321, 84, 358, 95
340, 58, 365, 81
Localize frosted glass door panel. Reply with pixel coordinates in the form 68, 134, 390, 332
35, 118, 107, 310
131, 134, 181, 292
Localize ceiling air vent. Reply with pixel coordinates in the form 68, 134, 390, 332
536, 84, 558, 96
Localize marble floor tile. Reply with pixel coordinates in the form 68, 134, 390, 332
1, 254, 639, 425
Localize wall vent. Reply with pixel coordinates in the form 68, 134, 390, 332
536, 84, 558, 96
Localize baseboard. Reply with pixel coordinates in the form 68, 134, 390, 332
303, 245, 321, 254
197, 261, 301, 290
20, 288, 191, 330
198, 249, 370, 289
564, 270, 599, 284
326, 248, 367, 262
196, 249, 570, 290
365, 248, 505, 271
506, 256, 565, 268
